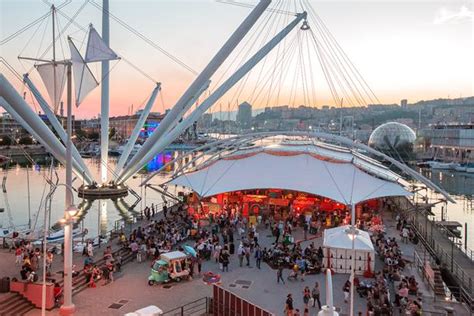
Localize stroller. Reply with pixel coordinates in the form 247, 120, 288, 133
357, 280, 373, 297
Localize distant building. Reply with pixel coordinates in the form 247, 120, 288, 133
197, 113, 213, 130
109, 111, 164, 141
237, 102, 252, 128
420, 123, 474, 162
401, 99, 408, 108
0, 112, 27, 140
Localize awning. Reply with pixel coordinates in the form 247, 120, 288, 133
169, 152, 411, 204
323, 225, 374, 251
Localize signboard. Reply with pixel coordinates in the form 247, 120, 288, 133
268, 198, 289, 206
242, 195, 267, 203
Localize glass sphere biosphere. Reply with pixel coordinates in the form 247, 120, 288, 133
368, 122, 416, 152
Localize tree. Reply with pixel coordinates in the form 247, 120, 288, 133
75, 128, 87, 140
87, 131, 100, 141
109, 127, 116, 140
0, 137, 12, 146
18, 135, 33, 145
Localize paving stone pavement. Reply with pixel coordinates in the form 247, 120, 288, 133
3, 208, 467, 315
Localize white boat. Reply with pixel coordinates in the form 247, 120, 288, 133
110, 144, 142, 157
454, 163, 474, 173
427, 161, 456, 170
46, 227, 83, 242
0, 225, 32, 239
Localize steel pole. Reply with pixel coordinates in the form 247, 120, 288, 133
100, 0, 110, 184
118, 0, 271, 182
349, 203, 356, 316
464, 223, 467, 252
26, 166, 31, 229
59, 63, 75, 316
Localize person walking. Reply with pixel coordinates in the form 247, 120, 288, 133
163, 203, 168, 218
244, 244, 251, 267
197, 254, 202, 275
277, 265, 285, 284
312, 282, 322, 309
285, 294, 294, 316
343, 279, 351, 303
221, 250, 230, 272
15, 247, 23, 265
87, 241, 94, 258
237, 243, 245, 267
303, 221, 309, 241
303, 286, 311, 308
402, 226, 409, 243
274, 225, 281, 244
45, 251, 53, 276
254, 245, 262, 269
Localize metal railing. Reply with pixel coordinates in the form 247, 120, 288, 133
409, 215, 473, 310
162, 297, 210, 316
93, 201, 169, 247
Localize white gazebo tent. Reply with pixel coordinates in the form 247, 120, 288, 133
322, 225, 375, 275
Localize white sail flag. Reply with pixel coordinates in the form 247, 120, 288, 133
85, 25, 119, 62
68, 39, 99, 107
35, 63, 67, 113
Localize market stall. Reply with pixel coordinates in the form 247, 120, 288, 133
322, 225, 375, 275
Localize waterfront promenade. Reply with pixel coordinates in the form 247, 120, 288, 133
0, 205, 468, 315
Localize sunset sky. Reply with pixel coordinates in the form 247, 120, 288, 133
1, 0, 473, 119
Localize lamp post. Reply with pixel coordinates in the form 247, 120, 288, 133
349, 204, 356, 316
59, 62, 76, 316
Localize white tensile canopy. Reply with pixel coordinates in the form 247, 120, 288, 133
169, 151, 411, 204
68, 40, 99, 107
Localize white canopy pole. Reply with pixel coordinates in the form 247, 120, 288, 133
0, 75, 93, 184
0, 103, 90, 186
139, 134, 248, 186
24, 74, 94, 181
350, 203, 356, 316
100, 0, 111, 184
0, 98, 55, 156
124, 80, 209, 179
114, 83, 161, 176
118, 0, 272, 181
170, 80, 211, 134
117, 11, 307, 183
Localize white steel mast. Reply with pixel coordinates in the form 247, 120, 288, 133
117, 0, 272, 182
117, 11, 307, 183
100, 0, 110, 184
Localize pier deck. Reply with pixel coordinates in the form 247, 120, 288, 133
400, 199, 474, 308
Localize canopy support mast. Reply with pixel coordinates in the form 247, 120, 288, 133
117, 11, 308, 183
114, 83, 161, 175
24, 74, 94, 181
100, 0, 110, 184
117, 0, 272, 182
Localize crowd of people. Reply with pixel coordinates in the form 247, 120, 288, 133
14, 241, 43, 283
365, 213, 422, 316
4, 196, 432, 315
81, 202, 193, 287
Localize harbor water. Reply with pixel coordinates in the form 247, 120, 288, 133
1, 155, 473, 250
0, 153, 176, 239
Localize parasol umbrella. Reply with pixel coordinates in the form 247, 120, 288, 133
184, 245, 197, 257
